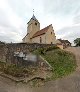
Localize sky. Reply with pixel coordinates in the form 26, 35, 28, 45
0, 0, 80, 44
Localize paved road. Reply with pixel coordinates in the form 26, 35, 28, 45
0, 47, 80, 92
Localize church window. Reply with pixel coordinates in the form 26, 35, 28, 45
51, 32, 52, 34
35, 23, 37, 25
40, 37, 42, 43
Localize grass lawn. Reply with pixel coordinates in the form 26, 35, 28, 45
42, 49, 77, 79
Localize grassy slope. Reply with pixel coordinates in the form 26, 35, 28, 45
0, 47, 77, 80
42, 49, 77, 79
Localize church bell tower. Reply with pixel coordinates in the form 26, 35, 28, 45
27, 14, 40, 40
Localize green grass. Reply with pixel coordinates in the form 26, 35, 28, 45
42, 49, 77, 79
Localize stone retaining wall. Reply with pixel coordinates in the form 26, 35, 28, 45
0, 43, 56, 64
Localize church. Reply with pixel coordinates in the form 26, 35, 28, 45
22, 14, 56, 44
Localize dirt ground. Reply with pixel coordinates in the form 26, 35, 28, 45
0, 47, 80, 92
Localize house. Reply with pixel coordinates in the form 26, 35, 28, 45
22, 14, 56, 44
56, 39, 71, 49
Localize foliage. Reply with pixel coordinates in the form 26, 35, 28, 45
0, 62, 34, 77
74, 38, 80, 46
33, 45, 59, 55
42, 49, 76, 79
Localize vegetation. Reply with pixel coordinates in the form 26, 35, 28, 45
34, 46, 76, 79
74, 38, 80, 46
0, 45, 76, 80
0, 62, 36, 77
33, 45, 59, 55
43, 49, 76, 79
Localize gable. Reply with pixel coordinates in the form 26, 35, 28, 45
32, 24, 52, 38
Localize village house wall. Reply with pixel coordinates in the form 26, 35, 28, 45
32, 34, 46, 44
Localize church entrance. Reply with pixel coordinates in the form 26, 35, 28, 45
40, 37, 42, 43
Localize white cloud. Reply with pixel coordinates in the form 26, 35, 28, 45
0, 0, 80, 44
0, 0, 26, 42
56, 24, 80, 45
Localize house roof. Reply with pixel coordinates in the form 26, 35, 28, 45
0, 41, 5, 44
58, 39, 71, 44
58, 39, 65, 43
32, 24, 52, 38
64, 40, 71, 44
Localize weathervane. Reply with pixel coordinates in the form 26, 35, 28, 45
33, 9, 34, 15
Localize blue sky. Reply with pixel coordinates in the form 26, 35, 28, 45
0, 0, 80, 44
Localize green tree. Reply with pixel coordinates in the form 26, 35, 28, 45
74, 38, 80, 46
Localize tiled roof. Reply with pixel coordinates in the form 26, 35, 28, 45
58, 39, 71, 44
58, 39, 65, 43
32, 24, 52, 38
64, 40, 71, 44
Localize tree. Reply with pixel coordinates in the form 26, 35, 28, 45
74, 38, 80, 46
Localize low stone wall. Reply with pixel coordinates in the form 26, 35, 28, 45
0, 43, 56, 64
0, 43, 7, 62
7, 43, 56, 52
